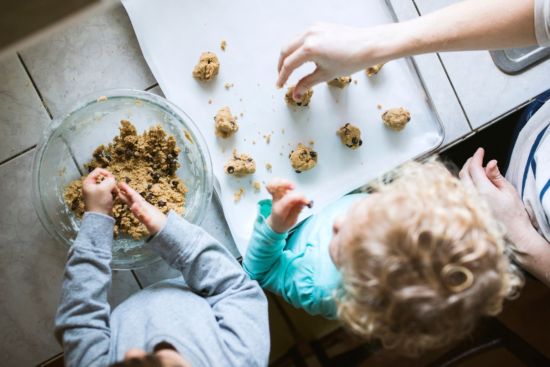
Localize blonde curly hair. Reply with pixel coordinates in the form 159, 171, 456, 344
336, 157, 523, 356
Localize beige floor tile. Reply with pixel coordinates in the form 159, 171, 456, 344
19, 3, 156, 118
0, 54, 50, 162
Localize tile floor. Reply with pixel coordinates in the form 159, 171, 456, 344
2, 3, 549, 367
0, 3, 238, 365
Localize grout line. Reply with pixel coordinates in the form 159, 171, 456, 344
0, 145, 36, 166
145, 83, 159, 91
61, 136, 84, 176
17, 53, 54, 120
131, 270, 144, 289
36, 352, 63, 367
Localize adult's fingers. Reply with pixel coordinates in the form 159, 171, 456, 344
459, 158, 474, 189
467, 148, 493, 191
485, 160, 506, 189
276, 47, 310, 89
293, 68, 325, 101
278, 31, 308, 73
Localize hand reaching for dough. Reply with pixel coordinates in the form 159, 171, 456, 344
117, 182, 167, 235
83, 168, 117, 216
276, 22, 392, 101
266, 179, 311, 234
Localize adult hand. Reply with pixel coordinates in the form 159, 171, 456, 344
117, 182, 167, 235
266, 179, 311, 234
459, 148, 533, 245
83, 168, 117, 216
276, 22, 392, 101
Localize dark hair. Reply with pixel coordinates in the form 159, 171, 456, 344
110, 355, 163, 367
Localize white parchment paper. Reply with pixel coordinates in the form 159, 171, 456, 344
122, 0, 443, 255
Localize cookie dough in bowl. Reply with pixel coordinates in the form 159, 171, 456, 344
32, 89, 213, 270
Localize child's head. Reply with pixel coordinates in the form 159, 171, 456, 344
330, 158, 523, 356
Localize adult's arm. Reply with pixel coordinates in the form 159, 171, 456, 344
149, 212, 270, 367
54, 213, 114, 367
278, 0, 539, 98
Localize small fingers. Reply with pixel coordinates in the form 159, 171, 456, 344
459, 158, 474, 188
485, 160, 506, 189
118, 182, 144, 205
267, 179, 295, 201
276, 47, 310, 89
467, 148, 493, 190
276, 193, 310, 218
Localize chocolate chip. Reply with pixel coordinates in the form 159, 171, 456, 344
157, 200, 166, 207
310, 151, 317, 158
125, 177, 131, 183
352, 137, 358, 145
295, 170, 302, 174
147, 183, 153, 190
359, 139, 363, 146
227, 166, 235, 174
87, 166, 95, 173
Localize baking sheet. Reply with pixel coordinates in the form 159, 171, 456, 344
122, 0, 444, 255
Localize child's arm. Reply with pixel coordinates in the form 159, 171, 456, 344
54, 168, 117, 367
118, 183, 270, 367
243, 180, 311, 293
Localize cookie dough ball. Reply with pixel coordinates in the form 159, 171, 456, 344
337, 123, 363, 149
192, 52, 220, 81
224, 149, 256, 176
382, 107, 411, 131
366, 63, 384, 77
289, 144, 317, 173
214, 106, 238, 138
327, 76, 352, 88
285, 86, 313, 107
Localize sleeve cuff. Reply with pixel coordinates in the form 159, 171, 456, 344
75, 212, 115, 253
256, 200, 289, 242
148, 211, 202, 265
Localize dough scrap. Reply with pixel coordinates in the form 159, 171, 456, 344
192, 52, 220, 81
220, 40, 227, 51
289, 144, 317, 173
337, 123, 363, 149
366, 63, 384, 77
327, 76, 352, 88
382, 107, 411, 131
224, 149, 256, 176
215, 106, 238, 138
63, 120, 188, 239
285, 86, 313, 107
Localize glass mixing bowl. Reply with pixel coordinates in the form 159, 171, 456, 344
32, 89, 213, 269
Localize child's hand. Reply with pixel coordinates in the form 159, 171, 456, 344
83, 168, 117, 216
266, 179, 311, 234
117, 182, 167, 235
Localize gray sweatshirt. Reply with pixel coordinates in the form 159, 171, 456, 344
55, 211, 270, 367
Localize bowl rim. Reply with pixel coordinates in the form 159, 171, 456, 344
32, 88, 214, 269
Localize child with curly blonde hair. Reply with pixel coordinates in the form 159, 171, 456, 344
243, 158, 523, 355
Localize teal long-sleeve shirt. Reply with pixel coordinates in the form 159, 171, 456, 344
243, 193, 368, 318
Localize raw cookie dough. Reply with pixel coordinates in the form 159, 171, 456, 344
285, 86, 313, 107
224, 149, 256, 176
337, 123, 363, 149
214, 106, 238, 138
192, 52, 220, 81
64, 120, 188, 239
382, 107, 411, 131
289, 143, 317, 173
366, 63, 384, 77
327, 76, 352, 88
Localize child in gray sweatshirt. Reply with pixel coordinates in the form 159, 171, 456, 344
55, 168, 270, 367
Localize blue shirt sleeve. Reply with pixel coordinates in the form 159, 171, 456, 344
243, 200, 337, 318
